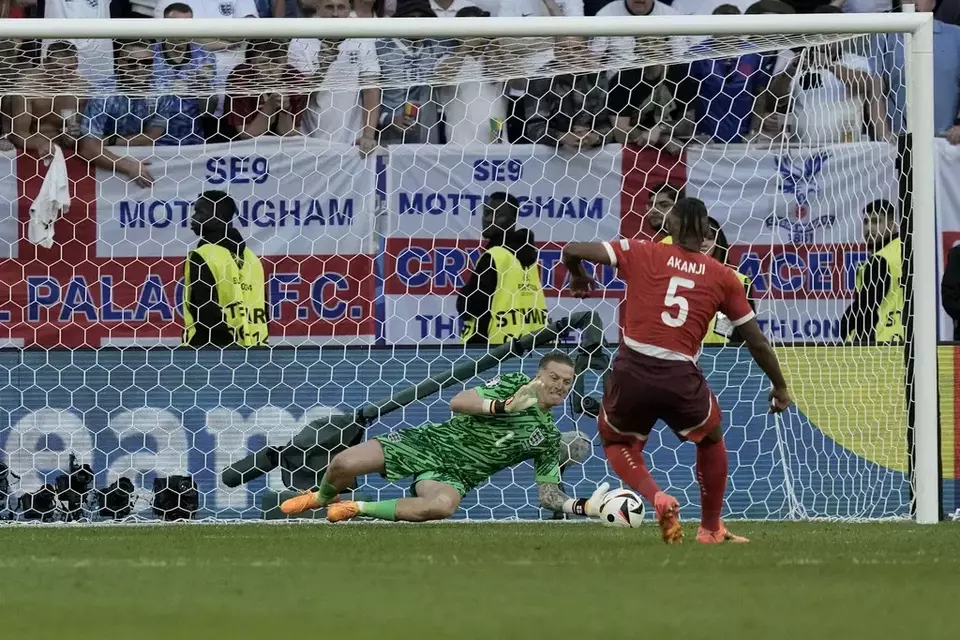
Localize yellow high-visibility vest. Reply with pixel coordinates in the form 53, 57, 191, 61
851, 238, 903, 345
182, 243, 268, 347
461, 246, 548, 345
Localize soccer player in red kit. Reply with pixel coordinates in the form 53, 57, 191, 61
561, 198, 792, 544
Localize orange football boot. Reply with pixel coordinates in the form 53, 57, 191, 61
696, 522, 750, 544
326, 500, 362, 523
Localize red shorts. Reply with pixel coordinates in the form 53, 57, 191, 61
599, 347, 722, 445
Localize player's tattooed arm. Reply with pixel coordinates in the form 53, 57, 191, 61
537, 482, 573, 512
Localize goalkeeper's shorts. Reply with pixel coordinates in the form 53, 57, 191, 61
375, 427, 468, 497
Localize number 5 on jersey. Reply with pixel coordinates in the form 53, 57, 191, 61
662, 276, 695, 327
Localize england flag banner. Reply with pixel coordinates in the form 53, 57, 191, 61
384, 144, 624, 344
0, 140, 377, 348
668, 142, 897, 343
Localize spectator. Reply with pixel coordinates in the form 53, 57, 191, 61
772, 6, 891, 143
834, 0, 892, 12
671, 0, 753, 12
608, 63, 693, 153
77, 39, 159, 187
589, 0, 680, 65
840, 199, 902, 345
936, 0, 960, 27
289, 0, 380, 153
941, 242, 960, 340
42, 0, 114, 84
643, 182, 683, 240
352, 0, 381, 15
152, 3, 219, 146
227, 40, 306, 139
684, 5, 780, 143
435, 6, 508, 144
376, 0, 451, 144
520, 70, 612, 149
10, 42, 88, 159
743, 0, 796, 13
430, 0, 474, 15
182, 191, 269, 348
497, 0, 585, 16
457, 192, 547, 345
156, 0, 260, 87
869, 0, 960, 143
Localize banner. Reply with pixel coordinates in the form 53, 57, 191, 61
0, 142, 377, 347
96, 138, 376, 258
622, 143, 900, 343
687, 143, 897, 245
937, 140, 960, 341
384, 144, 624, 344
0, 149, 16, 259
0, 346, 930, 520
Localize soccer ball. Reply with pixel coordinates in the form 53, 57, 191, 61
598, 490, 646, 528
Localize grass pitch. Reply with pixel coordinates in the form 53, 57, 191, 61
0, 521, 956, 640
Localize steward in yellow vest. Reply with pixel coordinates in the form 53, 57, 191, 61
701, 216, 754, 345
841, 199, 903, 345
182, 190, 269, 348
457, 192, 548, 345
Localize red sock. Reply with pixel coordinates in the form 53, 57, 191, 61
603, 440, 662, 505
696, 439, 728, 531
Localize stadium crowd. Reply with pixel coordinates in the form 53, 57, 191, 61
0, 0, 956, 188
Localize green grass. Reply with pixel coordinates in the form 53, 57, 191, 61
0, 521, 957, 640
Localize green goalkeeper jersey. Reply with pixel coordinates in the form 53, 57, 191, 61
383, 372, 563, 493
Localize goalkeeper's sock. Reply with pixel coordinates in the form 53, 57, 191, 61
317, 475, 340, 504
696, 439, 728, 532
603, 441, 661, 505
357, 499, 399, 522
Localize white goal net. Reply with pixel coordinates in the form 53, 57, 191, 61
0, 12, 944, 523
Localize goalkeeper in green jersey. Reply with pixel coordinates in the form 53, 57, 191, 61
280, 352, 611, 523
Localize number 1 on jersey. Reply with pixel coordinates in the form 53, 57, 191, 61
662, 276, 695, 327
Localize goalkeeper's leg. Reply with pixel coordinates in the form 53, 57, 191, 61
280, 440, 385, 515
328, 478, 462, 523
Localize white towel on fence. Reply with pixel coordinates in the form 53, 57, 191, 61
28, 146, 70, 249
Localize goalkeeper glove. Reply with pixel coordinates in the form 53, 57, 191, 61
563, 482, 611, 518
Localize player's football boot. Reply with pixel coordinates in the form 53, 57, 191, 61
326, 500, 361, 522
654, 491, 683, 544
280, 491, 340, 515
696, 522, 750, 544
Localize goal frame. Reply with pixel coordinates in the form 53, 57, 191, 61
0, 11, 939, 524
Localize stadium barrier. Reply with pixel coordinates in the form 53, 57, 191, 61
1, 344, 953, 520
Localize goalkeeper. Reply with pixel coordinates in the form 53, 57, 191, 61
281, 352, 610, 522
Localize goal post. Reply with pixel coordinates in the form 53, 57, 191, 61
0, 12, 943, 523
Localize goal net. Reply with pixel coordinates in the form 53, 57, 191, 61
0, 13, 944, 523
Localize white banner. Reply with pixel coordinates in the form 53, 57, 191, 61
0, 149, 17, 258
937, 139, 960, 340
688, 143, 897, 245
94, 138, 376, 258
383, 143, 624, 345
383, 294, 623, 345
386, 143, 623, 242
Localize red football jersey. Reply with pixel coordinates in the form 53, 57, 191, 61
604, 238, 755, 360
